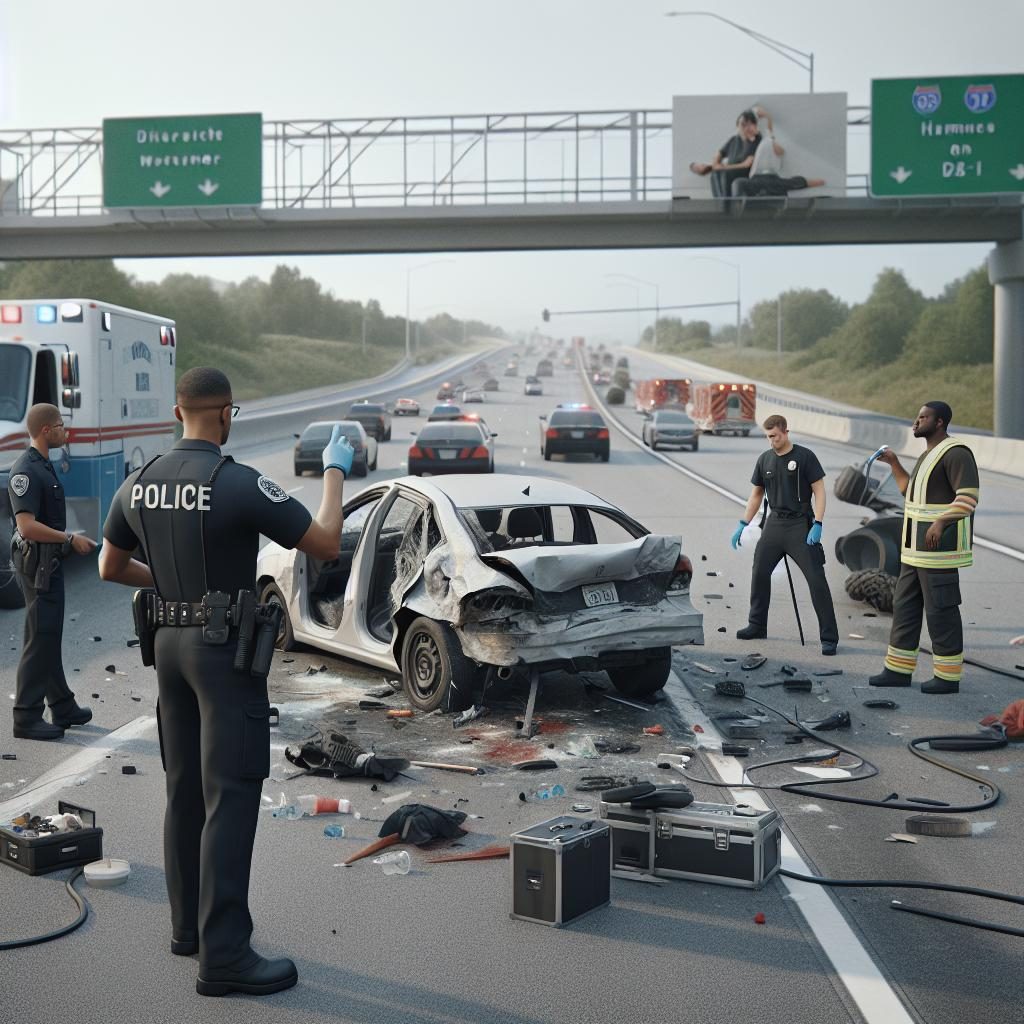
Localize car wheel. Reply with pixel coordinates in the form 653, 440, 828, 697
543, 449, 551, 461
606, 647, 671, 698
401, 616, 477, 712
294, 464, 302, 476
259, 582, 296, 652
385, 428, 392, 441
691, 441, 699, 452
370, 455, 378, 471
651, 439, 659, 451
600, 451, 610, 463
354, 458, 368, 478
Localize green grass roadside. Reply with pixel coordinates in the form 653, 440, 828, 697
651, 344, 994, 431
177, 333, 494, 400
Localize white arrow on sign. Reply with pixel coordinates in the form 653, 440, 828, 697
1010, 164, 1024, 181
197, 179, 219, 197
149, 181, 171, 198
889, 166, 913, 184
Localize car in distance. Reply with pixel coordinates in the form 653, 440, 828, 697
593, 368, 612, 386
428, 402, 464, 422
295, 420, 377, 477
482, 377, 500, 392
437, 382, 456, 400
539, 404, 610, 462
504, 360, 519, 377
394, 398, 420, 417
524, 375, 543, 396
348, 401, 392, 441
255, 475, 703, 712
642, 409, 700, 452
460, 386, 486, 404
535, 358, 554, 377
408, 420, 496, 476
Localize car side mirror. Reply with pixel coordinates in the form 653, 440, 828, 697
294, 433, 301, 439
539, 415, 547, 421
409, 430, 417, 437
490, 432, 498, 438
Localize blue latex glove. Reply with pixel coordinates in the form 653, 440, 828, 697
322, 425, 355, 476
807, 521, 823, 546
730, 520, 748, 550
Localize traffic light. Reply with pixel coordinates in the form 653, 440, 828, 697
542, 308, 550, 322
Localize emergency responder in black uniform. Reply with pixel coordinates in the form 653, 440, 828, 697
8, 403, 96, 740
98, 368, 352, 997
730, 414, 839, 655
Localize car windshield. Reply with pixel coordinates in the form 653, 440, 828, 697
351, 404, 383, 414
549, 411, 604, 427
431, 405, 460, 415
656, 412, 692, 425
0, 344, 31, 422
417, 424, 483, 443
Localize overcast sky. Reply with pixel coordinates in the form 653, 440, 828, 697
2, 1, 1021, 340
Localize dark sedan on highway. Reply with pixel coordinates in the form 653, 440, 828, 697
348, 401, 392, 441
295, 420, 377, 477
540, 405, 610, 462
642, 409, 700, 452
408, 420, 496, 475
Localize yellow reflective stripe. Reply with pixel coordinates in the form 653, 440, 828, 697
885, 646, 918, 674
932, 653, 963, 681
902, 439, 974, 565
902, 550, 973, 568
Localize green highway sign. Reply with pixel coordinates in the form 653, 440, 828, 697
102, 113, 262, 208
870, 75, 1024, 198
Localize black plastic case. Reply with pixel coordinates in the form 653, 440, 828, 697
0, 802, 103, 875
510, 815, 610, 927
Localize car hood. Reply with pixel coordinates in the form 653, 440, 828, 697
480, 535, 680, 593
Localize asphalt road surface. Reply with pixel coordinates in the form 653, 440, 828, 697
2, 347, 1021, 1024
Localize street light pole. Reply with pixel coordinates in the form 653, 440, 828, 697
664, 11, 814, 92
405, 259, 455, 362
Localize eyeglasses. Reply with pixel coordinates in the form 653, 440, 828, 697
178, 403, 240, 418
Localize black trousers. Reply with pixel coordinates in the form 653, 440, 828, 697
884, 565, 963, 682
748, 516, 839, 645
154, 627, 272, 970
735, 173, 810, 197
14, 567, 77, 726
710, 168, 750, 197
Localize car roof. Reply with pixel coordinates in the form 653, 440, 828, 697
402, 473, 615, 511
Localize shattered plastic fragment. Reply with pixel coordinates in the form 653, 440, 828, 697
753, 912, 766, 925
643, 725, 665, 736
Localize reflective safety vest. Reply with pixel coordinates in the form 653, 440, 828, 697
901, 437, 974, 569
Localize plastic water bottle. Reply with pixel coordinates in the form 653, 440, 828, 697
272, 794, 351, 819
373, 850, 411, 875
323, 824, 345, 838
534, 784, 566, 800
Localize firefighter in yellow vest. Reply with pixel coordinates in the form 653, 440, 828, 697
868, 401, 979, 694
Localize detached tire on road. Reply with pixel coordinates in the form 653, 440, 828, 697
607, 647, 672, 698
259, 582, 296, 651
844, 569, 897, 614
401, 616, 477, 712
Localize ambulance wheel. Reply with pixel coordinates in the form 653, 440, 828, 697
0, 515, 25, 610
607, 647, 671, 697
259, 582, 296, 651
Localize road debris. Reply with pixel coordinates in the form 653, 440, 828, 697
643, 725, 665, 736
427, 844, 510, 863
885, 833, 918, 844
602, 693, 651, 711
452, 705, 489, 728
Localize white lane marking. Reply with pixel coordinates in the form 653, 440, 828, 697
582, 364, 1024, 561
679, 686, 914, 1024
0, 716, 157, 817
286, 486, 304, 495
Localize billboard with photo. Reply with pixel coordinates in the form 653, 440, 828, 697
672, 93, 847, 200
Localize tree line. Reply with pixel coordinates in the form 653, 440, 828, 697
0, 259, 505, 374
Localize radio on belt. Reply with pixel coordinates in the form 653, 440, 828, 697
600, 800, 781, 889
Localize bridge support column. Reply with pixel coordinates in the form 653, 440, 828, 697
988, 240, 1024, 440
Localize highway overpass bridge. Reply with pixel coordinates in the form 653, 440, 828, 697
1, 107, 1022, 437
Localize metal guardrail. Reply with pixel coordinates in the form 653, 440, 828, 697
0, 107, 879, 217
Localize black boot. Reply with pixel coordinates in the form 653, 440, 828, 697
736, 624, 767, 640
13, 719, 65, 740
171, 933, 198, 956
197, 954, 298, 997
921, 677, 959, 695
868, 667, 912, 688
51, 704, 92, 728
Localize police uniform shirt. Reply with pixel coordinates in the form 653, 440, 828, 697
751, 444, 825, 514
102, 439, 312, 602
7, 447, 67, 532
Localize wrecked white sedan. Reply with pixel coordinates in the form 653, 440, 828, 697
256, 475, 703, 712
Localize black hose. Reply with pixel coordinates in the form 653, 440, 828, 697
780, 868, 1024, 937
0, 867, 89, 950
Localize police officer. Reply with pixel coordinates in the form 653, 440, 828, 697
98, 368, 352, 997
869, 401, 979, 694
8, 403, 96, 740
731, 414, 839, 655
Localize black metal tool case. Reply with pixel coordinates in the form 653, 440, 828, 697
0, 802, 103, 876
510, 815, 610, 927
601, 800, 781, 889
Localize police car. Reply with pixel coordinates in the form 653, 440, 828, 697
539, 405, 610, 462
256, 475, 703, 712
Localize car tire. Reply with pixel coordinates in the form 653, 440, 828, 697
385, 428, 392, 442
691, 441, 699, 452
294, 465, 302, 476
259, 582, 296, 652
353, 459, 368, 478
401, 616, 477, 712
651, 439, 659, 451
543, 450, 551, 461
607, 647, 671, 698
370, 455, 378, 471
0, 512, 25, 610
600, 451, 610, 463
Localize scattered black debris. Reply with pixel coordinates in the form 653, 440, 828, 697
759, 677, 812, 692
705, 594, 724, 600
724, 720, 762, 738
723, 657, 737, 663
700, 555, 708, 561
358, 700, 387, 710
813, 668, 843, 677
594, 741, 641, 755
391, 720, 408, 730
692, 662, 719, 675
905, 814, 971, 837
126, 639, 140, 648
706, 571, 720, 577
130, 696, 142, 702
364, 684, 395, 698
863, 612, 877, 618
863, 699, 899, 710
805, 710, 851, 731
91, 693, 100, 699
516, 759, 558, 771
92, 636, 102, 642
304, 664, 329, 675
603, 693, 651, 711
283, 657, 295, 663
2, 753, 16, 761
715, 679, 746, 698
576, 775, 637, 791
780, 664, 798, 676
572, 803, 593, 813
728, 583, 735, 588
104, 664, 116, 672
721, 744, 751, 757
121, 765, 137, 775
717, 626, 727, 633
740, 654, 767, 671
331, 929, 337, 935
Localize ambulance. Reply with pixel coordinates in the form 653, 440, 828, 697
0, 299, 177, 608
688, 381, 757, 436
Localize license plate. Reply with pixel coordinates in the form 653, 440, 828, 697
439, 450, 457, 460
582, 582, 619, 608
570, 430, 584, 439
